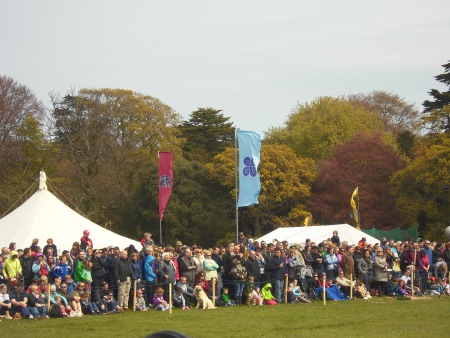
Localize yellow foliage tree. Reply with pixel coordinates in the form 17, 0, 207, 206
206, 144, 318, 236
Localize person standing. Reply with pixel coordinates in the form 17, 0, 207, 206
231, 256, 247, 305
113, 250, 132, 310
179, 249, 197, 287
341, 246, 355, 280
20, 248, 34, 289
143, 246, 157, 306
221, 244, 235, 295
373, 248, 388, 297
3, 251, 22, 290
80, 230, 93, 251
90, 249, 105, 307
267, 248, 287, 304
159, 252, 176, 301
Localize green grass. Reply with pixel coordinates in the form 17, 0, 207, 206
1, 297, 449, 337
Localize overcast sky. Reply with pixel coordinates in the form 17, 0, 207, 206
1, 0, 449, 137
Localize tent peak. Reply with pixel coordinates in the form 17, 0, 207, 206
39, 171, 47, 190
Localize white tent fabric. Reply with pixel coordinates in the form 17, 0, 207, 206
0, 188, 141, 253
256, 224, 379, 246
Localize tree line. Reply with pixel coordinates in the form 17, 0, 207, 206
0, 60, 449, 245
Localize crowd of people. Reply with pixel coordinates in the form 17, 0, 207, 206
1, 230, 450, 320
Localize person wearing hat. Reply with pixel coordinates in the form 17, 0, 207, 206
358, 237, 367, 248
135, 289, 147, 311
231, 255, 247, 305
235, 232, 248, 246
80, 230, 93, 251
2, 250, 22, 289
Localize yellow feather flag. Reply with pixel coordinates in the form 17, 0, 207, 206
350, 188, 360, 229
304, 215, 312, 227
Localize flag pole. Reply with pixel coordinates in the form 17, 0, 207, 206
235, 128, 239, 244
357, 188, 361, 229
160, 218, 162, 244
158, 151, 162, 244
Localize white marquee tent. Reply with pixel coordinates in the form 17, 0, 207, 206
0, 175, 141, 252
256, 224, 379, 246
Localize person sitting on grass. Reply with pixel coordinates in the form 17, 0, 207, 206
49, 284, 71, 312
173, 285, 190, 310
135, 289, 148, 311
175, 276, 195, 306
10, 284, 40, 319
386, 278, 405, 297
355, 278, 371, 300
27, 285, 48, 318
398, 279, 411, 298
244, 275, 256, 305
153, 287, 170, 311
80, 291, 101, 315
251, 286, 264, 306
0, 283, 13, 319
218, 287, 235, 306
335, 270, 355, 297
102, 290, 121, 313
59, 281, 81, 313
291, 279, 311, 303
261, 283, 277, 305
55, 295, 69, 317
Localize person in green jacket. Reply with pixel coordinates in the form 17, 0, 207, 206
261, 283, 277, 305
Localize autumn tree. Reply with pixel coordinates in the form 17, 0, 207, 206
308, 133, 405, 229
0, 76, 49, 214
265, 96, 386, 160
206, 144, 318, 237
50, 88, 182, 226
347, 90, 421, 135
179, 108, 234, 162
391, 134, 450, 240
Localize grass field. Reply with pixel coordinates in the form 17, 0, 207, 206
1, 297, 449, 338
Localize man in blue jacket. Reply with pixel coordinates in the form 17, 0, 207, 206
267, 248, 287, 303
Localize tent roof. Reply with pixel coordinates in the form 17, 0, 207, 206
0, 188, 141, 253
256, 224, 379, 246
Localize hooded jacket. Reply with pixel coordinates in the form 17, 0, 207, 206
3, 250, 22, 279
144, 255, 157, 282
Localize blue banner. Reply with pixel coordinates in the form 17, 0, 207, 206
237, 130, 262, 207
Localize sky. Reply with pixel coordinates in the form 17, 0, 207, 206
1, 0, 450, 137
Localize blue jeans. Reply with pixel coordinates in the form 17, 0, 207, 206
273, 279, 285, 303
234, 282, 245, 298
21, 307, 40, 318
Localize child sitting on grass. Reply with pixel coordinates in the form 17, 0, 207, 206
135, 290, 147, 311
261, 283, 277, 305
251, 286, 264, 306
245, 276, 256, 305
218, 288, 235, 306
173, 286, 190, 310
55, 296, 69, 317
153, 287, 170, 311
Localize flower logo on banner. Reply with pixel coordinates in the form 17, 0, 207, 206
159, 175, 172, 188
242, 157, 257, 177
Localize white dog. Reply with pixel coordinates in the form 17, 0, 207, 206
194, 285, 216, 309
